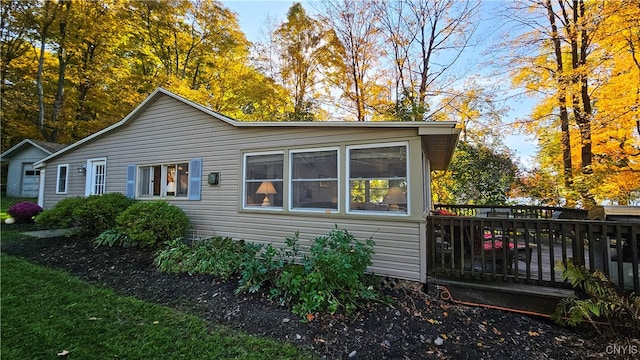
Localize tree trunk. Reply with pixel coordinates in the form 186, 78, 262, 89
546, 0, 573, 189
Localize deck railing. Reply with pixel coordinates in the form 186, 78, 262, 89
427, 206, 639, 293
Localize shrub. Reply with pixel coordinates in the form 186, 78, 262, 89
116, 201, 190, 247
236, 242, 289, 294
7, 202, 43, 222
553, 260, 640, 336
236, 227, 380, 318
74, 193, 137, 236
154, 237, 249, 280
35, 197, 85, 229
277, 227, 378, 317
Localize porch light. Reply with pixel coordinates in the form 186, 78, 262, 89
383, 186, 406, 211
78, 164, 86, 175
256, 181, 277, 206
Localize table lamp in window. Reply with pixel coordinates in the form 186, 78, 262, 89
256, 181, 277, 206
383, 186, 406, 211
166, 181, 176, 193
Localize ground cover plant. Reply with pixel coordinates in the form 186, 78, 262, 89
154, 237, 250, 279
0, 253, 314, 360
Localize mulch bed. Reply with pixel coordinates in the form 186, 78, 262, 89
2, 235, 634, 359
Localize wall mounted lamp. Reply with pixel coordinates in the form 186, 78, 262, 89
78, 164, 86, 175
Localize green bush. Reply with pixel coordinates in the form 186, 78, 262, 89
75, 193, 137, 236
236, 242, 289, 294
154, 237, 249, 280
276, 227, 378, 317
553, 260, 640, 336
237, 227, 380, 319
116, 201, 190, 247
35, 197, 85, 229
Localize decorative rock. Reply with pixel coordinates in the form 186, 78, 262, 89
282, 318, 290, 323
4, 217, 15, 224
434, 337, 444, 346
348, 350, 357, 358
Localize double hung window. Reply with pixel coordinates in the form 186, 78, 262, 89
244, 152, 283, 208
290, 149, 338, 211
348, 144, 408, 213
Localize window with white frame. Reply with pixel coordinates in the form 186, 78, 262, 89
348, 143, 408, 214
290, 148, 338, 211
244, 152, 283, 208
137, 163, 189, 198
56, 164, 68, 194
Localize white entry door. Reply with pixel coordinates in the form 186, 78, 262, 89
21, 163, 40, 197
85, 159, 107, 196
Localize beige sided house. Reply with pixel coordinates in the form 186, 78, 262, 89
35, 88, 460, 283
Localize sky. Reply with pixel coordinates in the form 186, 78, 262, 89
220, 0, 538, 166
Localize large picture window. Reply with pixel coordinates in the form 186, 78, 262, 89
290, 149, 338, 211
348, 144, 408, 214
244, 152, 283, 208
138, 163, 189, 198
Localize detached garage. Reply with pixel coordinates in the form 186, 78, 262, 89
1, 139, 66, 197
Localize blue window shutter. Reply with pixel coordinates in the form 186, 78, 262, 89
188, 158, 202, 200
126, 164, 136, 198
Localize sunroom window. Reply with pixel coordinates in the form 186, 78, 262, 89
138, 163, 189, 197
348, 144, 408, 214
244, 152, 283, 208
290, 149, 338, 211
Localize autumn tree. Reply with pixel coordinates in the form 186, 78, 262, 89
377, 0, 480, 121
319, 0, 386, 121
268, 3, 337, 121
502, 0, 639, 206
1, 0, 292, 153
435, 78, 508, 144
501, 0, 606, 207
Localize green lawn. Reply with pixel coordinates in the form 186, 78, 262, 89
0, 253, 315, 359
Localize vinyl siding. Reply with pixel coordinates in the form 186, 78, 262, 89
41, 94, 429, 282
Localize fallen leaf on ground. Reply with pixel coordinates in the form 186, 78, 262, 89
528, 331, 540, 337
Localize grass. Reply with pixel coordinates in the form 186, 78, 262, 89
0, 253, 315, 360
0, 195, 314, 359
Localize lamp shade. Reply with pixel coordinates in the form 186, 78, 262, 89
383, 186, 406, 210
256, 181, 277, 195
256, 181, 277, 206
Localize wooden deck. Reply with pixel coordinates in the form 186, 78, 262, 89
426, 206, 639, 313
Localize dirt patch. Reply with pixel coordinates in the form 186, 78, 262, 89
2, 236, 633, 359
